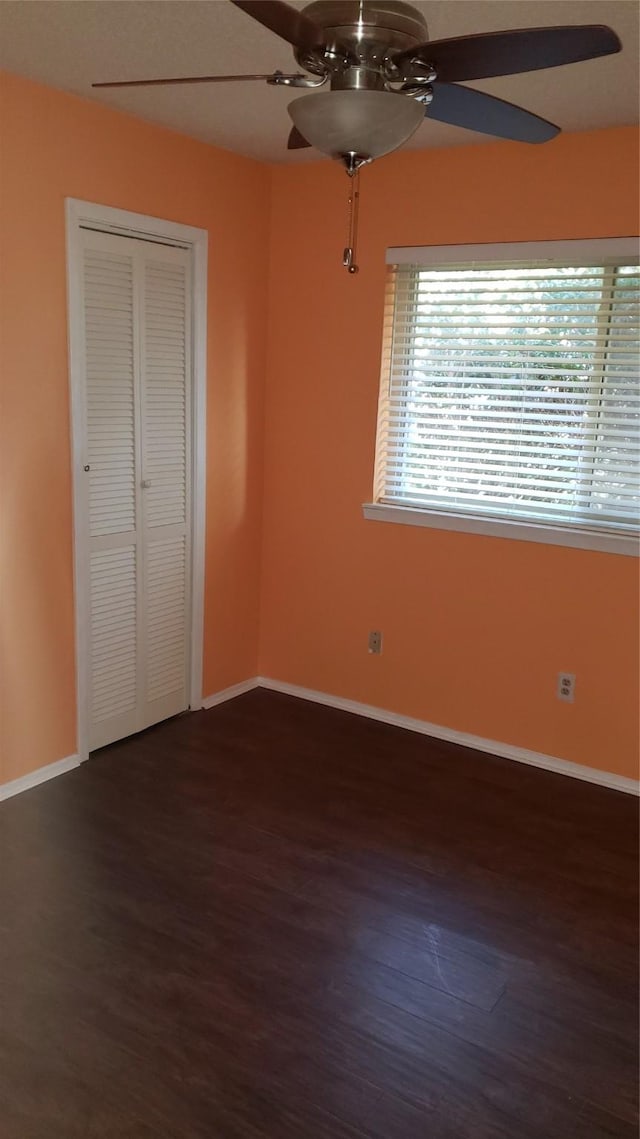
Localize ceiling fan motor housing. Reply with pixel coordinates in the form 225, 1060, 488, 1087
296, 0, 430, 88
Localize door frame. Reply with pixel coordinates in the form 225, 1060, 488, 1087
65, 198, 208, 763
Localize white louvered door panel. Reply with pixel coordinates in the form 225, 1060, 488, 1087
83, 231, 140, 749
90, 547, 137, 739
81, 230, 191, 751
139, 248, 191, 729
145, 536, 187, 705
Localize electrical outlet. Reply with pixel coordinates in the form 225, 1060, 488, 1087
368, 630, 383, 655
557, 672, 576, 703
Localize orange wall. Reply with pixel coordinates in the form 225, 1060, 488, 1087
261, 127, 640, 780
1, 72, 637, 787
0, 71, 270, 783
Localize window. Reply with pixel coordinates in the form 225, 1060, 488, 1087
367, 239, 639, 555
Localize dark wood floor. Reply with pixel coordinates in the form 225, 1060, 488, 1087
0, 689, 637, 1139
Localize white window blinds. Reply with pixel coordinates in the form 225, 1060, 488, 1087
376, 252, 640, 534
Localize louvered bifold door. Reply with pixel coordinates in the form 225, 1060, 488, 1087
139, 246, 191, 731
82, 231, 141, 750
81, 231, 191, 751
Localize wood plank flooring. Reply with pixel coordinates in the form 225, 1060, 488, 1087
0, 688, 637, 1138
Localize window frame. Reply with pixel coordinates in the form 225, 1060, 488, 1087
364, 237, 640, 557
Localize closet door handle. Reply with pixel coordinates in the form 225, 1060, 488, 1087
141, 479, 152, 489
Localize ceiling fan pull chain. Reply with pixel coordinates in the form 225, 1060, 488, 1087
343, 167, 360, 275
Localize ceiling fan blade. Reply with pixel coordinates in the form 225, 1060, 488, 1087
230, 0, 325, 51
287, 127, 311, 150
93, 73, 300, 89
394, 25, 621, 83
427, 82, 559, 144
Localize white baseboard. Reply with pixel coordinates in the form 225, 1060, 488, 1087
0, 753, 81, 803
202, 678, 260, 709
4, 684, 635, 802
256, 677, 640, 797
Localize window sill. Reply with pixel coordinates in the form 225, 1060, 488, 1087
361, 503, 639, 557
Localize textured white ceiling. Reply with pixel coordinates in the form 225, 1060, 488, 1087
0, 0, 637, 163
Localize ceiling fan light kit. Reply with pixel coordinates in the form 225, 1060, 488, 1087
288, 88, 424, 161
92, 0, 622, 272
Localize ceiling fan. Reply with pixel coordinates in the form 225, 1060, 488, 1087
93, 0, 622, 168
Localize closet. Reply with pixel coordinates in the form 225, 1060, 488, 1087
80, 228, 192, 750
